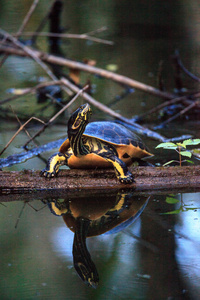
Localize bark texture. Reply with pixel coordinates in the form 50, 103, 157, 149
0, 166, 200, 197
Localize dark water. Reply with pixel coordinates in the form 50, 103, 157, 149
0, 1, 200, 299
1, 191, 200, 299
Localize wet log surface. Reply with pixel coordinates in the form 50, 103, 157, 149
0, 166, 200, 200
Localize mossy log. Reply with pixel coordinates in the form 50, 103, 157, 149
0, 166, 200, 198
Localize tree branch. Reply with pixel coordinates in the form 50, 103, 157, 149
14, 29, 114, 45
0, 43, 174, 100
23, 84, 89, 147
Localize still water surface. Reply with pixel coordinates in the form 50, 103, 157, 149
1, 191, 200, 299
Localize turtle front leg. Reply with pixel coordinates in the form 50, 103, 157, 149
40, 152, 68, 178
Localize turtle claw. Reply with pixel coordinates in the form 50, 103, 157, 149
119, 172, 134, 184
40, 169, 57, 178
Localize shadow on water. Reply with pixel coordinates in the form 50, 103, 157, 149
1, 189, 200, 299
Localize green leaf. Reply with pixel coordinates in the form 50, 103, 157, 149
166, 197, 179, 204
185, 207, 200, 211
156, 142, 177, 149
186, 160, 194, 164
177, 142, 186, 148
192, 149, 200, 153
106, 64, 118, 72
180, 151, 192, 158
163, 160, 176, 166
161, 208, 181, 215
192, 149, 200, 159
183, 139, 200, 146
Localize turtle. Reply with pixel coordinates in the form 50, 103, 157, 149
40, 103, 153, 183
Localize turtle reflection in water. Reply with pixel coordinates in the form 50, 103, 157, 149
40, 103, 153, 183
44, 191, 150, 288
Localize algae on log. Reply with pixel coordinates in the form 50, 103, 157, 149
0, 166, 200, 197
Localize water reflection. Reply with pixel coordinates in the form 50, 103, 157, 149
1, 191, 200, 299
175, 193, 200, 300
43, 190, 150, 288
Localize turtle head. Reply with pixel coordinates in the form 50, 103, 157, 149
68, 103, 92, 137
74, 261, 99, 289
73, 217, 99, 289
68, 103, 92, 156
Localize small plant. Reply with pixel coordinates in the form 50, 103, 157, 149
162, 195, 200, 215
156, 139, 200, 166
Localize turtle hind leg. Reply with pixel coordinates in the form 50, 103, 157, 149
133, 158, 155, 167
97, 147, 134, 184
40, 152, 68, 178
110, 156, 134, 184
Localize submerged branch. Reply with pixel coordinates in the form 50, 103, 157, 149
172, 50, 200, 82
0, 137, 65, 168
155, 100, 199, 128
136, 92, 200, 122
0, 80, 63, 105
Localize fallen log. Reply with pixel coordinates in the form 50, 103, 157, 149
0, 166, 200, 197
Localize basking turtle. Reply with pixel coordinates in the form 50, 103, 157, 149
40, 103, 153, 183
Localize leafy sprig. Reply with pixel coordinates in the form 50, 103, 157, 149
156, 139, 200, 166
162, 195, 200, 215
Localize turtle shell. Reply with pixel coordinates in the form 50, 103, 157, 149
84, 121, 150, 152
59, 121, 153, 160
